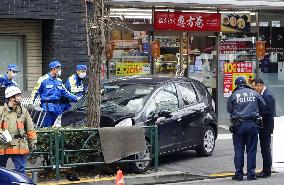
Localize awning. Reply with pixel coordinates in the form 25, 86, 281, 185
105, 0, 284, 10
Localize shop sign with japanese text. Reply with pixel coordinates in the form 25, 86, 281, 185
223, 62, 254, 97
154, 12, 221, 31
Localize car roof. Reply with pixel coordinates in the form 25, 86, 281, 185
103, 76, 193, 86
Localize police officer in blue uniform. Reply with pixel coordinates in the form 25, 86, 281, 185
252, 78, 276, 178
0, 64, 20, 88
31, 60, 79, 127
227, 77, 267, 181
61, 65, 87, 111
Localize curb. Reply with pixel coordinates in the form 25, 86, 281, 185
38, 169, 273, 185
38, 171, 207, 185
125, 171, 207, 185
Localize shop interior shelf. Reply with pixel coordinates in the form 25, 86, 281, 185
114, 46, 138, 49
157, 60, 177, 63
113, 56, 148, 59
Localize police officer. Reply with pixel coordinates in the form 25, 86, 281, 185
252, 78, 275, 178
61, 65, 87, 111
31, 60, 79, 127
65, 64, 87, 96
0, 86, 37, 175
0, 64, 20, 88
227, 76, 267, 181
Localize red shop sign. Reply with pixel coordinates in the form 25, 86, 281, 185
154, 11, 221, 31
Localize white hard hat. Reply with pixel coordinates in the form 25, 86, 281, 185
5, 86, 22, 99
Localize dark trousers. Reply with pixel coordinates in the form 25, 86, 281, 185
42, 112, 60, 127
0, 154, 27, 175
259, 129, 272, 174
233, 120, 258, 177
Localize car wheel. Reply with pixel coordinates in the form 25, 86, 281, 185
129, 142, 151, 173
196, 126, 215, 156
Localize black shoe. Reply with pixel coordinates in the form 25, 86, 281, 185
232, 175, 243, 181
256, 171, 271, 178
247, 176, 257, 181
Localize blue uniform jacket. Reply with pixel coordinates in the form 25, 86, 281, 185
0, 74, 17, 88
31, 73, 78, 114
65, 74, 86, 97
262, 88, 276, 133
227, 85, 267, 119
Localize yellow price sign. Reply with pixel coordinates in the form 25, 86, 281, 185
116, 63, 144, 76
224, 63, 237, 73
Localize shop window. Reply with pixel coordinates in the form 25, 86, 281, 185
176, 83, 197, 106
110, 30, 150, 79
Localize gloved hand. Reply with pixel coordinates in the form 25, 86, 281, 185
29, 143, 37, 151
77, 96, 82, 101
0, 133, 7, 144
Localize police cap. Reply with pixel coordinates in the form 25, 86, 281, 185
7, 64, 20, 72
76, 65, 87, 71
49, 60, 61, 69
235, 76, 247, 86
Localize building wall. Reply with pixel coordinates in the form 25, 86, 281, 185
0, 19, 42, 90
0, 0, 88, 89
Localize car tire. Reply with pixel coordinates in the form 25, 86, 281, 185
129, 141, 151, 173
196, 126, 215, 156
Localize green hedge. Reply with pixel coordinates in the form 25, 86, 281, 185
27, 128, 102, 165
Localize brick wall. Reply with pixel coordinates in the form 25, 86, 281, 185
0, 0, 88, 89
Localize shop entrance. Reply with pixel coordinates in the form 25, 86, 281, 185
154, 31, 218, 102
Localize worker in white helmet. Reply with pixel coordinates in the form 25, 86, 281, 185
0, 86, 37, 175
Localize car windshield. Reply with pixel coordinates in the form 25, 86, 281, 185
75, 83, 155, 114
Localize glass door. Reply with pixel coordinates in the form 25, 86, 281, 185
0, 36, 24, 89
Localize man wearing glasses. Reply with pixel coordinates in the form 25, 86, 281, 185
0, 64, 20, 88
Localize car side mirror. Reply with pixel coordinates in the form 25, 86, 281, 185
158, 110, 172, 118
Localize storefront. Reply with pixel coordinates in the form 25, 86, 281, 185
106, 0, 284, 124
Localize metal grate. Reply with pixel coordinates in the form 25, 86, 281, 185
21, 91, 44, 128
21, 91, 41, 107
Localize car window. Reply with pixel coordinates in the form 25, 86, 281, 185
176, 83, 198, 106
145, 83, 179, 117
192, 81, 208, 102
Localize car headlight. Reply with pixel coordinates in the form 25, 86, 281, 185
115, 118, 133, 127
53, 115, 62, 128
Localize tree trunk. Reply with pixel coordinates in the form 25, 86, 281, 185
86, 0, 104, 127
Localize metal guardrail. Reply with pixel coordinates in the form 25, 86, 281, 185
27, 126, 159, 181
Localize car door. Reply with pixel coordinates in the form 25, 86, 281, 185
144, 83, 182, 153
175, 82, 204, 146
